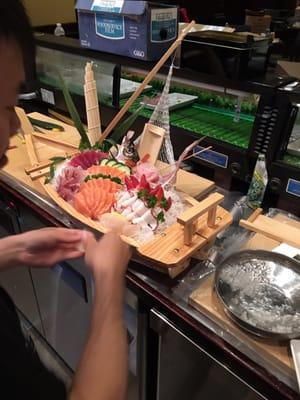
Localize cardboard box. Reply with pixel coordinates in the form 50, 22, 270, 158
245, 14, 271, 34
75, 0, 178, 61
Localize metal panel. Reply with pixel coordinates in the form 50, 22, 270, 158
30, 260, 92, 370
150, 309, 266, 400
0, 197, 42, 332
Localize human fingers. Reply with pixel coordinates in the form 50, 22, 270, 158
44, 228, 85, 243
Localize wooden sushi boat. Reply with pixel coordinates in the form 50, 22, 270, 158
19, 21, 232, 273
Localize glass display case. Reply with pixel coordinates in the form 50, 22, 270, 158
120, 69, 260, 150
267, 81, 300, 212
283, 104, 300, 167
36, 45, 120, 107
34, 34, 287, 187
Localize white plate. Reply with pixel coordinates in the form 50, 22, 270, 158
142, 92, 198, 111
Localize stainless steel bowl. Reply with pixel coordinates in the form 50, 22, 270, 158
215, 250, 300, 340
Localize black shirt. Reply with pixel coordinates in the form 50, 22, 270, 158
0, 287, 67, 399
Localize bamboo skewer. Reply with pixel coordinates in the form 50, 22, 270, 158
100, 20, 196, 143
84, 62, 102, 146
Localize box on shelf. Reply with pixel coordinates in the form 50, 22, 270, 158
245, 11, 271, 34
75, 0, 178, 61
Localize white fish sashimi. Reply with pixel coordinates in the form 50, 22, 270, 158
121, 208, 133, 217
132, 210, 156, 227
117, 191, 132, 203
132, 200, 148, 216
120, 195, 138, 208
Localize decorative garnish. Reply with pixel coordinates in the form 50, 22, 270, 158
45, 163, 56, 184
133, 175, 172, 224
50, 156, 68, 163
160, 196, 172, 211
58, 73, 91, 149
28, 117, 65, 132
44, 156, 68, 184
85, 173, 122, 185
157, 211, 165, 223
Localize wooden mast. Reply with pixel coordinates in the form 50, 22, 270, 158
84, 62, 102, 146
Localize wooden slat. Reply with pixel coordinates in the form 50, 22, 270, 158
189, 275, 294, 377
24, 133, 39, 165
30, 167, 50, 180
247, 207, 263, 223
138, 205, 232, 268
32, 132, 78, 149
138, 223, 207, 267
178, 193, 224, 224
155, 160, 215, 199
196, 206, 232, 240
138, 123, 165, 165
15, 107, 35, 136
25, 150, 78, 174
240, 215, 300, 249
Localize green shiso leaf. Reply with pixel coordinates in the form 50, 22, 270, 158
58, 73, 90, 148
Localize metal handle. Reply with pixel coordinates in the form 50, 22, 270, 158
19, 92, 37, 101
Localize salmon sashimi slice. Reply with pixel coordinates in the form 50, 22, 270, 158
74, 192, 93, 218
79, 178, 121, 195
74, 184, 116, 220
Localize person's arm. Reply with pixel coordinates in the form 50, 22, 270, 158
0, 228, 85, 270
69, 233, 131, 400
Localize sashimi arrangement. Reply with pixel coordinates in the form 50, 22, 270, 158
22, 24, 233, 270
51, 143, 192, 244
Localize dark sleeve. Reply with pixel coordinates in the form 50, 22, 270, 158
0, 287, 67, 400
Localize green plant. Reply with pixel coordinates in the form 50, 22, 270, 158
58, 73, 91, 149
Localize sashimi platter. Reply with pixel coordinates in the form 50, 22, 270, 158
20, 22, 232, 272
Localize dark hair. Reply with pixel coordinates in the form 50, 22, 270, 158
0, 0, 36, 93
0, 0, 35, 58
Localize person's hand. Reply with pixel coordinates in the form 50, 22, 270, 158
16, 228, 89, 268
85, 232, 131, 281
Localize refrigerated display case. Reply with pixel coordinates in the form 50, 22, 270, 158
268, 80, 300, 213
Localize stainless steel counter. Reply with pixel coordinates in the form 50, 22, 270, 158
0, 169, 298, 397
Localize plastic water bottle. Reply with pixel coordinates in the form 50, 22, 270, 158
54, 23, 65, 37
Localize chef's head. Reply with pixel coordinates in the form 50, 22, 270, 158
0, 0, 34, 167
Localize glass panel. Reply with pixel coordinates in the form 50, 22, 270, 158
36, 46, 116, 106
283, 106, 300, 167
120, 69, 260, 149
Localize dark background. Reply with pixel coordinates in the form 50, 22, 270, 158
157, 0, 297, 24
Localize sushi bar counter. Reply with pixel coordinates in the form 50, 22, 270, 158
0, 112, 299, 400
35, 33, 300, 215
